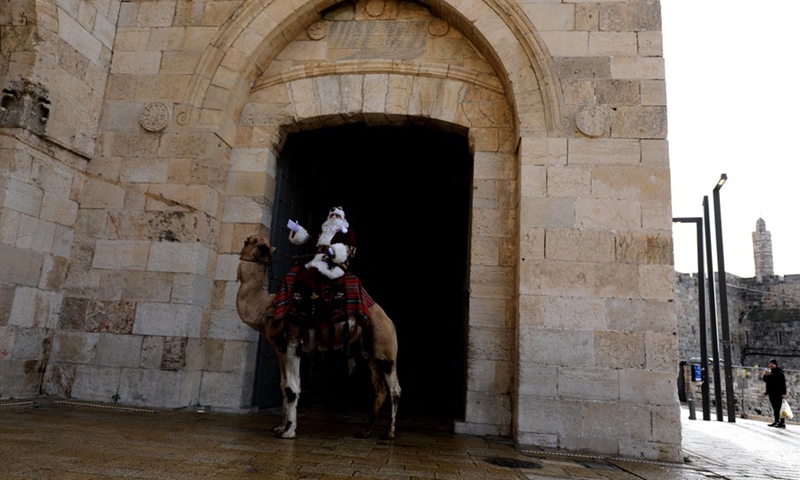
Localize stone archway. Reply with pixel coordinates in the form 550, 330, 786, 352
220, 0, 534, 436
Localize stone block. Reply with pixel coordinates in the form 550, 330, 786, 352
611, 57, 664, 80
1, 178, 43, 217
147, 241, 212, 274
464, 390, 512, 428
220, 340, 258, 373
100, 132, 159, 158
646, 331, 678, 371
468, 297, 508, 328
120, 157, 170, 183
641, 79, 666, 106
161, 336, 188, 371
92, 240, 150, 270
208, 308, 259, 341
641, 139, 669, 166
594, 262, 640, 298
40, 255, 69, 291
9, 326, 48, 359
619, 370, 676, 405
96, 333, 143, 367
582, 401, 650, 441
540, 31, 589, 57
198, 370, 252, 410
559, 367, 620, 401
546, 228, 615, 263
568, 138, 640, 165
110, 271, 172, 302
467, 326, 512, 362
607, 298, 676, 333
40, 193, 79, 226
469, 265, 514, 298
554, 57, 611, 80
599, 2, 661, 32
15, 215, 56, 253
517, 362, 557, 398
0, 358, 43, 397
81, 179, 126, 209
52, 331, 99, 363
545, 166, 591, 198
519, 197, 575, 229
471, 208, 514, 238
575, 198, 641, 231
0, 243, 43, 286
520, 165, 546, 197
9, 287, 57, 328
110, 51, 162, 75
215, 253, 240, 282
519, 326, 593, 367
521, 3, 574, 31
222, 196, 266, 224
543, 295, 607, 330
589, 31, 637, 56
611, 106, 667, 139
57, 8, 103, 63
133, 302, 203, 337
519, 226, 545, 262
616, 232, 672, 265
520, 259, 596, 297
638, 264, 676, 301
595, 330, 645, 369
171, 274, 213, 306
118, 369, 201, 408
71, 364, 122, 403
136, 2, 175, 27
593, 166, 670, 202
140, 335, 164, 369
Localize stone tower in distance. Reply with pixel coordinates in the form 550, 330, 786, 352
752, 217, 774, 282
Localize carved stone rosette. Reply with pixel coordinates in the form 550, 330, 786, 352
140, 102, 170, 132
0, 78, 51, 136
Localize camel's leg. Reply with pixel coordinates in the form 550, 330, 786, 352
360, 358, 394, 439
272, 351, 289, 433
276, 342, 302, 439
382, 360, 401, 441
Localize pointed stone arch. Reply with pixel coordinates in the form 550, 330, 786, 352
174, 0, 567, 143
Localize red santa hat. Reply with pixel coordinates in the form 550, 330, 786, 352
329, 206, 345, 218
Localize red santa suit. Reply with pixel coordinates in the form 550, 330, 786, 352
288, 206, 356, 292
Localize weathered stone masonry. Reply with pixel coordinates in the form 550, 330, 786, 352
1, 0, 680, 461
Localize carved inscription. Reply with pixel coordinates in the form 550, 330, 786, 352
328, 21, 427, 60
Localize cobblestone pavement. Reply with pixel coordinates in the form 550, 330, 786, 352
0, 399, 796, 479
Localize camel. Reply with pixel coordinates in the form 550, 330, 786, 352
235, 234, 401, 440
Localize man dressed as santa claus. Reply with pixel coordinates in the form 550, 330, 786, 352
286, 206, 357, 309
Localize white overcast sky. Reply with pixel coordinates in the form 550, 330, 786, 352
661, 1, 800, 277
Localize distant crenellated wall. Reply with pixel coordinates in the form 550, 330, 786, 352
676, 272, 800, 371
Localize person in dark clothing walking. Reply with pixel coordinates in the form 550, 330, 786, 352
761, 358, 788, 428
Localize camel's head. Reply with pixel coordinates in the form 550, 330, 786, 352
240, 235, 275, 266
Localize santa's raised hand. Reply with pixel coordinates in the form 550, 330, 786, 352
287, 219, 300, 232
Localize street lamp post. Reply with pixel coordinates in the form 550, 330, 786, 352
712, 174, 736, 422
703, 196, 724, 421
673, 216, 711, 420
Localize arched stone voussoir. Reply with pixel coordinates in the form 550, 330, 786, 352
181, 0, 563, 137
255, 72, 509, 136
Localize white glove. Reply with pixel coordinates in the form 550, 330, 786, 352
287, 219, 300, 232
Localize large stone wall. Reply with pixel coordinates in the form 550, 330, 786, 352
1, 0, 680, 461
676, 272, 800, 371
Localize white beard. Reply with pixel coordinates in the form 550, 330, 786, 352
318, 217, 349, 245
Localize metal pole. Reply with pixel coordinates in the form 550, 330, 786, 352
713, 174, 736, 422
703, 196, 723, 421
672, 217, 710, 420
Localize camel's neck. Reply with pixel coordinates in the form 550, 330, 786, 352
236, 261, 273, 329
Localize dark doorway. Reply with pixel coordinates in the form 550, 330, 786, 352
256, 122, 472, 421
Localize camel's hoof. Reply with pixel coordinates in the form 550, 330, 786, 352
379, 432, 395, 441
275, 431, 296, 439
272, 425, 286, 434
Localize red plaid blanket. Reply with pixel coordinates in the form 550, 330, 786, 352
273, 265, 374, 323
